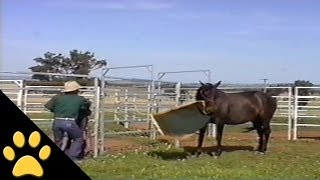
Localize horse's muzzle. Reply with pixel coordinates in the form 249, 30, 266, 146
203, 111, 209, 115
198, 101, 210, 115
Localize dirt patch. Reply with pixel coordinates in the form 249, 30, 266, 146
128, 123, 150, 130
102, 137, 159, 154
104, 139, 147, 154
103, 130, 320, 154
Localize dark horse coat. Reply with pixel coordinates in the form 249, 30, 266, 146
195, 81, 277, 157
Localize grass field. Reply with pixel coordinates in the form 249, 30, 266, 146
77, 132, 320, 180
31, 114, 320, 179
34, 121, 320, 180
3, 86, 320, 179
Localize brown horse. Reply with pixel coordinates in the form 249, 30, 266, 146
195, 81, 277, 157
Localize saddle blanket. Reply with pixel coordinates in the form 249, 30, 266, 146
151, 102, 210, 136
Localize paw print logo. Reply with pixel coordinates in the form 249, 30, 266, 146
2, 131, 51, 178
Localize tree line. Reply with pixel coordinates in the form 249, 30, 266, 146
27, 49, 315, 95
28, 49, 107, 86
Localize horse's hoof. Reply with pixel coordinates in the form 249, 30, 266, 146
191, 152, 201, 158
214, 151, 222, 157
254, 151, 265, 155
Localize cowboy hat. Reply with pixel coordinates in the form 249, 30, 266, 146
61, 81, 81, 92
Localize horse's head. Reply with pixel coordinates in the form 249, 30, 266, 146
196, 80, 222, 115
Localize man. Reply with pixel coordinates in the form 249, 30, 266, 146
44, 80, 89, 161
65, 97, 92, 158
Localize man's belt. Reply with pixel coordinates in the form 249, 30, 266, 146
55, 117, 76, 121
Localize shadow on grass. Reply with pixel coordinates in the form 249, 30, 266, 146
183, 145, 255, 156
184, 145, 254, 153
147, 145, 255, 160
148, 150, 190, 160
298, 136, 320, 140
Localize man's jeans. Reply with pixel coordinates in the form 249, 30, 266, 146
52, 119, 84, 160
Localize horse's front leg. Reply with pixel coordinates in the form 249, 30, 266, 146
215, 120, 225, 157
195, 124, 207, 157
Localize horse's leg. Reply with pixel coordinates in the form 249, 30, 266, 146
215, 120, 225, 157
252, 121, 264, 153
195, 124, 207, 157
261, 121, 271, 153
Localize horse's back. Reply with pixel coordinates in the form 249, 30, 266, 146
230, 91, 277, 119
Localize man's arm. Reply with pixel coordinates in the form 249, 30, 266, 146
44, 95, 57, 112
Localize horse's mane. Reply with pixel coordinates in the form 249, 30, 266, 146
196, 83, 213, 101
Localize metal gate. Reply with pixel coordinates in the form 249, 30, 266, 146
293, 86, 320, 140
98, 65, 158, 155
0, 71, 101, 158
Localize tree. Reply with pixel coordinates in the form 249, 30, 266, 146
293, 80, 314, 107
267, 80, 314, 107
29, 50, 107, 84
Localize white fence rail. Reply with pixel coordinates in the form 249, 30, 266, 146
293, 87, 320, 140
1, 79, 320, 146
0, 75, 101, 158
0, 80, 23, 108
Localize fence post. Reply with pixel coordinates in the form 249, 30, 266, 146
287, 87, 293, 140
17, 80, 23, 110
93, 77, 100, 158
124, 89, 129, 129
175, 82, 181, 106
114, 91, 120, 124
293, 87, 299, 140
23, 88, 28, 114
98, 76, 106, 156
132, 93, 137, 121
174, 82, 181, 147
147, 85, 157, 140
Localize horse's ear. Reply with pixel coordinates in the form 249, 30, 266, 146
215, 81, 222, 87
199, 81, 205, 86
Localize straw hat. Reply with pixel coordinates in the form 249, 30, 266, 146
62, 81, 81, 92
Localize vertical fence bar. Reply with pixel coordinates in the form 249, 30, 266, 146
293, 87, 299, 140
23, 88, 28, 114
99, 76, 106, 155
174, 82, 181, 147
287, 87, 292, 140
114, 91, 120, 124
17, 80, 23, 110
175, 82, 181, 106
149, 65, 157, 140
147, 85, 156, 139
93, 77, 100, 158
132, 93, 137, 121
124, 89, 129, 129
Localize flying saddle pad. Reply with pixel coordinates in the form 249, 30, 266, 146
151, 102, 211, 136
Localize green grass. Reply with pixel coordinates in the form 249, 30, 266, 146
25, 105, 320, 179
22, 112, 320, 179
78, 137, 320, 180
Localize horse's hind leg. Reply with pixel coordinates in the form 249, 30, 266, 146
262, 121, 271, 153
252, 121, 264, 153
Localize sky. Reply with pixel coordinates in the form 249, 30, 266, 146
1, 0, 320, 84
